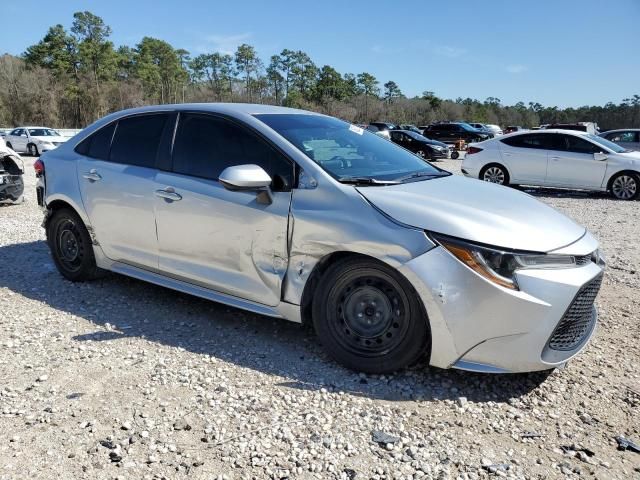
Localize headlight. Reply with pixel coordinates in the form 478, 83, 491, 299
431, 233, 580, 291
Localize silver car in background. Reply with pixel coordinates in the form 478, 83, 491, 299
37, 104, 604, 374
462, 129, 640, 200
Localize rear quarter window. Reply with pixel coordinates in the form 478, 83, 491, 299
75, 122, 116, 160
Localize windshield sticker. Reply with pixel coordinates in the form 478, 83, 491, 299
349, 124, 364, 135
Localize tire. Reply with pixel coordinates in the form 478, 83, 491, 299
416, 150, 427, 159
46, 208, 102, 281
451, 151, 459, 160
312, 257, 430, 374
610, 172, 639, 200
480, 164, 509, 186
5, 142, 12, 150
28, 143, 39, 156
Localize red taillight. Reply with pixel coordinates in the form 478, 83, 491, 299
34, 158, 45, 176
467, 146, 483, 155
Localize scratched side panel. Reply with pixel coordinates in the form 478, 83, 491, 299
283, 183, 434, 305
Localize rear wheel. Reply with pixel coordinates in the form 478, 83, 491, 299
47, 208, 102, 281
480, 164, 509, 186
312, 257, 430, 373
610, 173, 639, 200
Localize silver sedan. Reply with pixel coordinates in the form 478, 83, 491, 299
38, 104, 604, 374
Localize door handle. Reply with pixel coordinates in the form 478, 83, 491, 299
83, 169, 102, 181
550, 156, 561, 161
503, 152, 512, 156
155, 188, 182, 201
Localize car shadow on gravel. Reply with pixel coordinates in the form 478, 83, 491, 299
1, 239, 551, 404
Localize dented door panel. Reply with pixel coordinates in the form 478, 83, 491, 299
154, 171, 291, 306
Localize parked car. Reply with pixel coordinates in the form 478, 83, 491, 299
0, 138, 24, 204
462, 129, 640, 200
484, 124, 503, 136
366, 122, 397, 140
422, 122, 492, 143
390, 130, 451, 160
599, 129, 640, 151
396, 124, 423, 134
468, 123, 496, 136
38, 104, 604, 374
4, 126, 69, 156
543, 122, 599, 135
504, 126, 525, 134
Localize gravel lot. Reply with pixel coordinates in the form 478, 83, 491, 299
1, 156, 638, 480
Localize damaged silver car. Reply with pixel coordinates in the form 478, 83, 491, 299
0, 140, 24, 204
38, 104, 604, 374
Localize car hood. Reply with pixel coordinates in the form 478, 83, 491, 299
32, 136, 68, 143
357, 175, 586, 252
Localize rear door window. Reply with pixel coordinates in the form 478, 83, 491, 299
172, 113, 293, 190
109, 114, 169, 168
501, 133, 564, 150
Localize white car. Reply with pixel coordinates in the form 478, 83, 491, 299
462, 129, 640, 200
485, 124, 503, 136
4, 126, 69, 156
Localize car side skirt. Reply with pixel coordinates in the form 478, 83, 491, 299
108, 261, 302, 323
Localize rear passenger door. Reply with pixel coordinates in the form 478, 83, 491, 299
499, 133, 559, 184
76, 113, 173, 269
154, 112, 294, 306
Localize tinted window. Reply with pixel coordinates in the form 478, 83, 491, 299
501, 133, 563, 150
564, 135, 601, 154
172, 113, 293, 188
75, 122, 116, 160
10, 129, 21, 136
110, 114, 169, 168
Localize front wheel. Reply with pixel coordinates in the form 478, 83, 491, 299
47, 208, 103, 281
28, 144, 39, 156
5, 142, 13, 150
451, 151, 459, 160
312, 257, 430, 373
480, 164, 509, 186
610, 173, 639, 200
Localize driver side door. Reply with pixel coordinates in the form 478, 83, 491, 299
154, 112, 294, 306
545, 134, 608, 188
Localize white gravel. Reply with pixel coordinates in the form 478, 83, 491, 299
0, 156, 638, 479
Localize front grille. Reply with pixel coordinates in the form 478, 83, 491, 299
575, 253, 594, 266
547, 274, 603, 351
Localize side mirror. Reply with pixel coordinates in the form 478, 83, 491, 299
219, 164, 273, 204
593, 152, 607, 161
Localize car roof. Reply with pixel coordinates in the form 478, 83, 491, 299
496, 129, 592, 140
104, 103, 318, 117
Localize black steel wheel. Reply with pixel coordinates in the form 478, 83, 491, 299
313, 257, 430, 373
47, 208, 102, 281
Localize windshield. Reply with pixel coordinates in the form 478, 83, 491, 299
28, 128, 60, 137
586, 134, 628, 153
255, 114, 447, 183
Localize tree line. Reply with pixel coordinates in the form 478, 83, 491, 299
1, 11, 639, 131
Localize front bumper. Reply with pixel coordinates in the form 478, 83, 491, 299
430, 149, 450, 159
399, 234, 604, 373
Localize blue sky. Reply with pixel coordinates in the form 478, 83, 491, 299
2, 0, 639, 107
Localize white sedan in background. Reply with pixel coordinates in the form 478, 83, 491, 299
4, 126, 69, 156
462, 129, 640, 200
